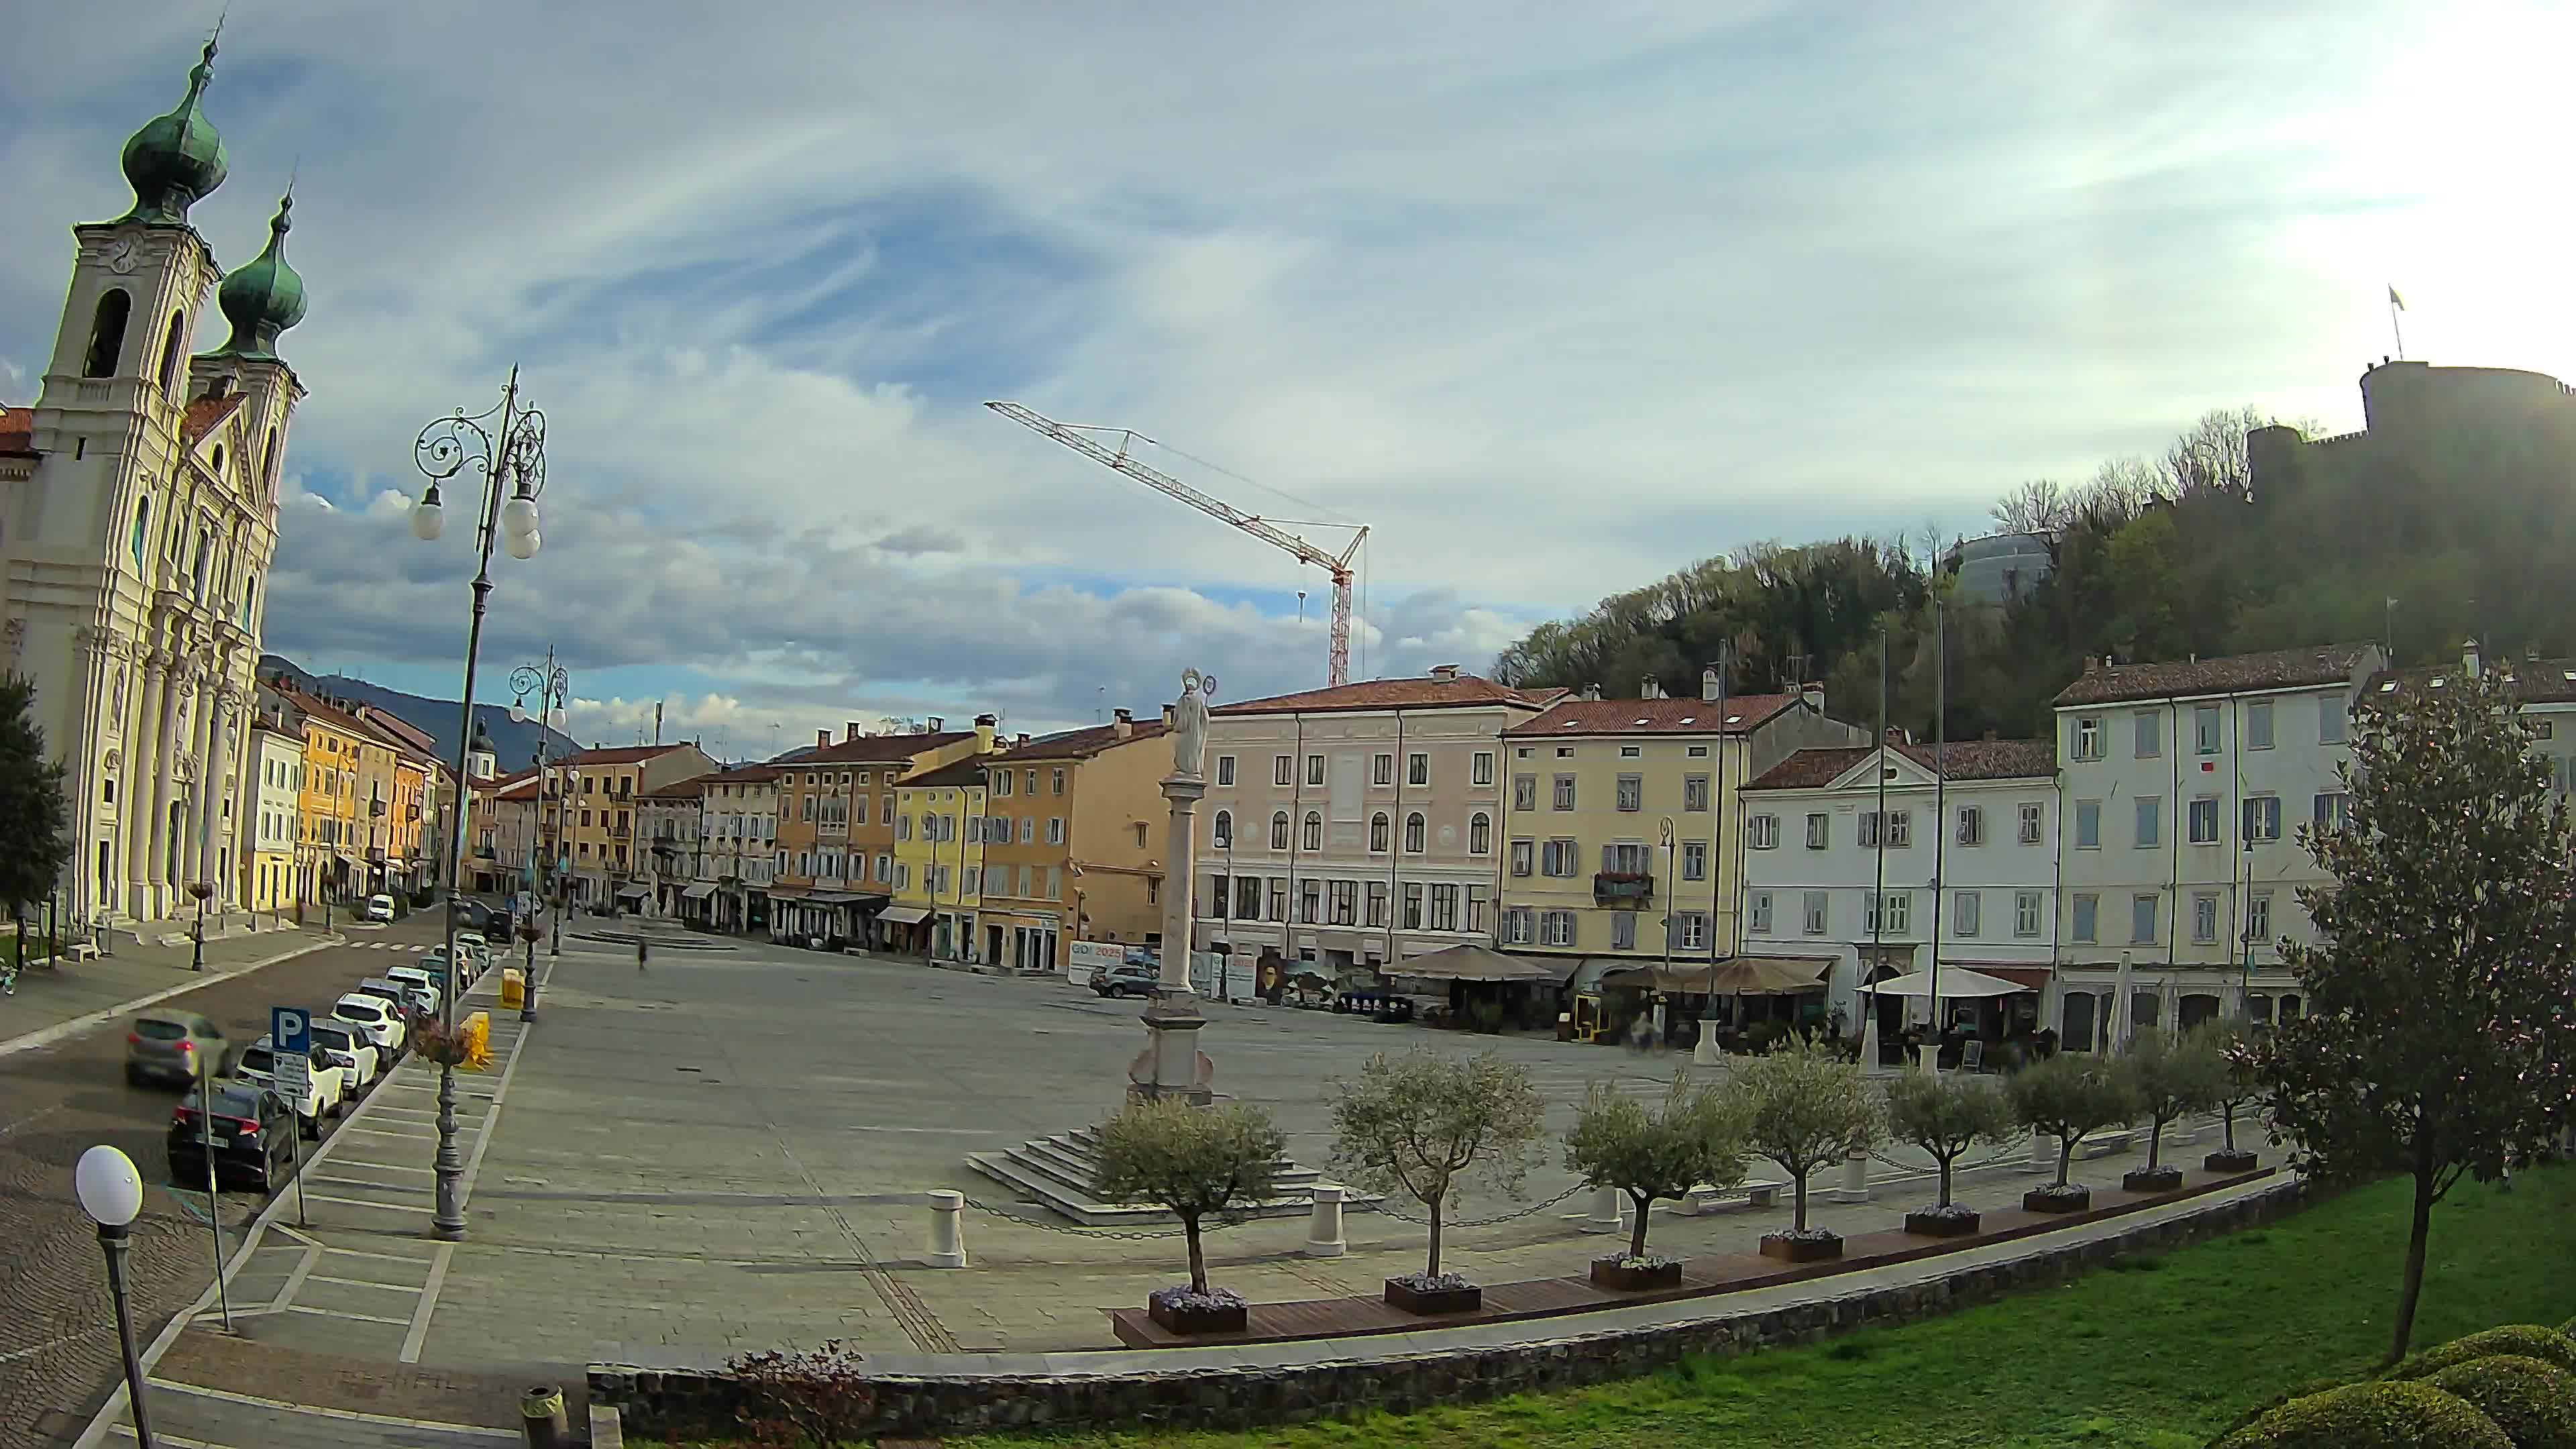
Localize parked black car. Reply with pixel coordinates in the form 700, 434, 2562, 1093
167, 1080, 295, 1192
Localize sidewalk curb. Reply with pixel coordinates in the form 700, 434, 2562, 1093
0, 932, 347, 1061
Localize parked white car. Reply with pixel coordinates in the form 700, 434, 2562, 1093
384, 964, 443, 1015
236, 1033, 349, 1137
305, 1018, 380, 1088
363, 893, 396, 922
331, 992, 407, 1057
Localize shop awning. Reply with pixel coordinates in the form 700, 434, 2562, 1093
1602, 957, 1830, 994
615, 885, 648, 900
804, 892, 888, 907
680, 883, 717, 900
1866, 967, 2027, 999
1386, 945, 1556, 983
1952, 963, 2051, 992
877, 906, 931, 925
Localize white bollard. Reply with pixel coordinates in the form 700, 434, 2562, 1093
1829, 1147, 1873, 1203
2017, 1125, 2051, 1174
1582, 1185, 1623, 1234
1303, 1185, 1348, 1257
926, 1189, 967, 1269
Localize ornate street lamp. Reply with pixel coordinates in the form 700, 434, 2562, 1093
74, 1144, 155, 1449
186, 880, 213, 971
510, 651, 571, 994
410, 370, 546, 1242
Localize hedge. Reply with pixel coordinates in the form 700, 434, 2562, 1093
2387, 1326, 2576, 1383
2425, 1355, 2576, 1449
2209, 1380, 2510, 1448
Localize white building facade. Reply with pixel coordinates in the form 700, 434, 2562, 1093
1740, 737, 2061, 1045
239, 714, 303, 914
699, 763, 779, 932
2051, 643, 2385, 1048
0, 41, 307, 925
1195, 669, 1549, 975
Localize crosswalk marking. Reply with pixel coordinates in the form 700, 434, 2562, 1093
352, 942, 432, 951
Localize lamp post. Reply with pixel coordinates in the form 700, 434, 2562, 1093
75, 1144, 156, 1449
510, 652, 571, 960
409, 369, 547, 1242
186, 880, 213, 971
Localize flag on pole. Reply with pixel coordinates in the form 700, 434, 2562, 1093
2387, 285, 2406, 311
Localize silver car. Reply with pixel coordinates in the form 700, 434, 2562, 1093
126, 1010, 229, 1087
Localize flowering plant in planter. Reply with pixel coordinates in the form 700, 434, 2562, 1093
1564, 1070, 1744, 1289
404, 1009, 490, 1071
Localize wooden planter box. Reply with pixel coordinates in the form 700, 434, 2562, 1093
2123, 1166, 2185, 1193
2024, 1185, 2092, 1214
2204, 1148, 2259, 1174
1589, 1257, 1684, 1292
1383, 1278, 1482, 1315
1902, 1208, 1982, 1238
1758, 1232, 1843, 1264
1146, 1295, 1248, 1335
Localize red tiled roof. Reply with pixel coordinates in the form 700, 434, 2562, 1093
0, 405, 33, 457
1746, 739, 2057, 792
1214, 674, 1543, 716
180, 393, 247, 448
992, 718, 1170, 762
780, 731, 973, 766
1503, 694, 1802, 738
1519, 686, 1572, 706
642, 774, 712, 800
269, 684, 371, 740
566, 743, 698, 766
708, 763, 784, 784
2368, 657, 2576, 706
904, 756, 990, 790
2051, 644, 2379, 707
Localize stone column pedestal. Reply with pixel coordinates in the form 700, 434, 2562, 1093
1129, 771, 1214, 1104
1829, 1148, 1873, 1203
1302, 1185, 1347, 1257
1693, 1017, 1723, 1065
926, 1189, 966, 1268
1582, 1185, 1624, 1234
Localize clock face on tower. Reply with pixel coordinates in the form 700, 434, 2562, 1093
104, 238, 138, 275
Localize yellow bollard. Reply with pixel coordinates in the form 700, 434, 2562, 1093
500, 968, 525, 1009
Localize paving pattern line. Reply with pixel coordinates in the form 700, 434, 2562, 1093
144, 1381, 521, 1439
399, 1244, 455, 1364
0, 933, 341, 1059
68, 963, 539, 1449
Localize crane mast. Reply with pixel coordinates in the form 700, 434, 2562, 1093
985, 400, 1367, 687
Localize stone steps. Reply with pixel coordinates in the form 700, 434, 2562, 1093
967, 1117, 1364, 1227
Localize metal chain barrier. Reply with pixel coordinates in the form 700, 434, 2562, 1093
959, 1195, 1256, 1241
1369, 1181, 1586, 1230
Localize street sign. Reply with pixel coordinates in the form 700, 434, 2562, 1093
271, 1006, 311, 1105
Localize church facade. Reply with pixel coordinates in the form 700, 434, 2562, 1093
0, 36, 309, 925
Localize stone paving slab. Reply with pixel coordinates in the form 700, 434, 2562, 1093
0, 926, 336, 1059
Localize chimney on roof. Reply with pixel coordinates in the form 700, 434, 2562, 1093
1801, 680, 1825, 711
1580, 683, 1602, 702
1112, 707, 1133, 739
2083, 656, 2102, 676
1886, 726, 1906, 745
1641, 676, 1662, 700
1428, 663, 1460, 680
845, 721, 861, 742
926, 716, 943, 733
1984, 729, 1998, 742
974, 713, 998, 753
1016, 733, 1030, 747
816, 729, 830, 749
2463, 637, 2482, 680
1701, 666, 1721, 702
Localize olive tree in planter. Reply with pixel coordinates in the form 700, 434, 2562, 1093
2116, 1026, 2226, 1192
1731, 1038, 1882, 1263
1093, 1097, 1285, 1335
1884, 1065, 2018, 1237
1328, 1048, 1545, 1315
2007, 1052, 2139, 1213
2196, 1022, 2263, 1173
1562, 1071, 1747, 1290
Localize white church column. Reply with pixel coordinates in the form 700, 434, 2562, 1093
198, 686, 235, 894
181, 672, 217, 896
119, 649, 160, 917
140, 653, 179, 912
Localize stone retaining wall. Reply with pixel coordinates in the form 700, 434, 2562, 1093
594, 1178, 2310, 1442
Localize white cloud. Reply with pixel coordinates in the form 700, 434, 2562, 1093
9, 0, 2573, 741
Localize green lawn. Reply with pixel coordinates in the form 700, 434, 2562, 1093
966, 1163, 2576, 1449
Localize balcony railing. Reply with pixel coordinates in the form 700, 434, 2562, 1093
1593, 871, 1653, 906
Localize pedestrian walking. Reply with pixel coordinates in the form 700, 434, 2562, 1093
637, 938, 649, 973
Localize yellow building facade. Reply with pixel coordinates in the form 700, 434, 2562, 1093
273, 686, 368, 903
1496, 683, 1865, 989
769, 718, 988, 946
560, 744, 717, 910
890, 755, 989, 961
977, 709, 1171, 971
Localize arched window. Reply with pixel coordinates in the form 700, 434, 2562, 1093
1270, 811, 1290, 851
1469, 812, 1491, 855
84, 290, 132, 378
264, 427, 280, 490
157, 312, 186, 392
1301, 811, 1322, 851
1404, 812, 1426, 853
1369, 812, 1389, 853
240, 576, 257, 627
129, 496, 150, 569
1211, 810, 1232, 849
211, 443, 225, 476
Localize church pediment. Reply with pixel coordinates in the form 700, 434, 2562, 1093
1821, 746, 1937, 794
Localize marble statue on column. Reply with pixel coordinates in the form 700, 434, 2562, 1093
1128, 668, 1220, 1104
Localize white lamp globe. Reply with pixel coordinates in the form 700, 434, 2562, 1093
508, 700, 529, 724
505, 528, 539, 561
500, 495, 539, 542
410, 492, 445, 541
75, 1144, 144, 1228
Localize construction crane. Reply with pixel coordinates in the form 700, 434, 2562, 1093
985, 400, 1370, 687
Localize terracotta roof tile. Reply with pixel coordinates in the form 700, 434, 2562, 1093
642, 774, 713, 800
1503, 694, 1802, 738
0, 405, 33, 456
1746, 739, 2056, 792
2051, 643, 2380, 707
781, 731, 974, 765
566, 743, 698, 766
708, 763, 784, 784
1214, 674, 1542, 716
2367, 657, 2576, 706
992, 718, 1169, 762
904, 756, 990, 790
180, 393, 247, 449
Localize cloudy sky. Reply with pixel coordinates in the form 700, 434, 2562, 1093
7, 2, 2572, 754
